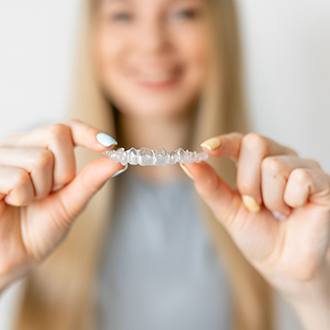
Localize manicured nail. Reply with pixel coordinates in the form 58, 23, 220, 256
242, 195, 260, 213
111, 164, 128, 178
179, 163, 194, 180
200, 136, 222, 151
96, 132, 118, 147
4, 195, 14, 205
272, 211, 287, 221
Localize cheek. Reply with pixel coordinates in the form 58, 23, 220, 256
177, 29, 209, 82
178, 43, 209, 106
94, 28, 125, 82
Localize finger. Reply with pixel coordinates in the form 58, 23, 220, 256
47, 158, 126, 228
180, 161, 240, 228
0, 124, 75, 191
236, 134, 298, 208
0, 165, 34, 206
0, 119, 116, 151
0, 119, 117, 191
261, 156, 321, 216
0, 147, 54, 200
200, 132, 298, 208
284, 168, 330, 208
200, 132, 243, 162
200, 132, 297, 162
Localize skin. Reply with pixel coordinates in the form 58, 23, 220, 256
93, 0, 209, 181
183, 133, 330, 329
0, 0, 329, 328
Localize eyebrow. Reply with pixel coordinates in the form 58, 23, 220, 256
100, 0, 129, 7
102, 0, 125, 4
107, 0, 128, 3
105, 0, 200, 3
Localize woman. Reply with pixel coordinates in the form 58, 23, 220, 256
0, 0, 329, 329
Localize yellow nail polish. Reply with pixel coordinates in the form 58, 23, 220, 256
200, 137, 222, 151
242, 195, 260, 213
179, 163, 194, 180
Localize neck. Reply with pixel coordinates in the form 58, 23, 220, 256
116, 110, 194, 183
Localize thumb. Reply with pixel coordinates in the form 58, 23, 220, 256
180, 161, 242, 228
51, 157, 126, 226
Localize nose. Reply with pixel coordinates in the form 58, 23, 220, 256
135, 18, 170, 55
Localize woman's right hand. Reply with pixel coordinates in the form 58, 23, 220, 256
0, 119, 124, 291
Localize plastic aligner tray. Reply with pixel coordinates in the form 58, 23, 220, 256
104, 147, 208, 166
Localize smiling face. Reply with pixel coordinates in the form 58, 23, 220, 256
93, 0, 210, 119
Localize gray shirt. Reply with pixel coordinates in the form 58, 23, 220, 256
96, 169, 232, 330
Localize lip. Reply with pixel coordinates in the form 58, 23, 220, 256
136, 76, 180, 90
131, 63, 183, 91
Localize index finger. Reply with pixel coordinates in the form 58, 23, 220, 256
0, 118, 117, 152
200, 132, 297, 162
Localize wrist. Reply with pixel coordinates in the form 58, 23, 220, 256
282, 266, 330, 330
0, 262, 34, 293
0, 273, 16, 293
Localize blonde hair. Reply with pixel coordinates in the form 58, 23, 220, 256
14, 0, 273, 329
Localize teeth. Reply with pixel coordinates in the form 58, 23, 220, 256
105, 147, 208, 166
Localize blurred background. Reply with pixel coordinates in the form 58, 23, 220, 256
0, 0, 329, 329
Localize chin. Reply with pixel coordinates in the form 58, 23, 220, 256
106, 82, 197, 118
126, 100, 190, 119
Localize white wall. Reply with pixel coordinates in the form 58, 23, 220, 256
237, 0, 330, 171
0, 0, 79, 132
0, 1, 329, 329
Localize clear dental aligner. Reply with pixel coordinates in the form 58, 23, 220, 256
104, 147, 208, 166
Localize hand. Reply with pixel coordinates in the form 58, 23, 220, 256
0, 119, 125, 291
180, 132, 330, 299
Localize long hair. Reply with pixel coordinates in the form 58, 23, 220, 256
14, 0, 273, 329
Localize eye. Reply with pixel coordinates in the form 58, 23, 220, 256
172, 7, 201, 20
109, 11, 132, 22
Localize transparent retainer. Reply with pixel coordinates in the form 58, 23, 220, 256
104, 147, 208, 166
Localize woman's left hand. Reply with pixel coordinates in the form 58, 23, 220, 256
180, 132, 330, 326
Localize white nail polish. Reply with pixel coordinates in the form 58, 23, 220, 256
272, 211, 287, 221
111, 164, 128, 178
96, 132, 118, 147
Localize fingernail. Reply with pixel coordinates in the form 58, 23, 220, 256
242, 195, 260, 213
52, 184, 63, 192
111, 164, 128, 178
4, 195, 14, 204
96, 132, 118, 147
200, 136, 222, 151
272, 211, 288, 221
179, 163, 194, 180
